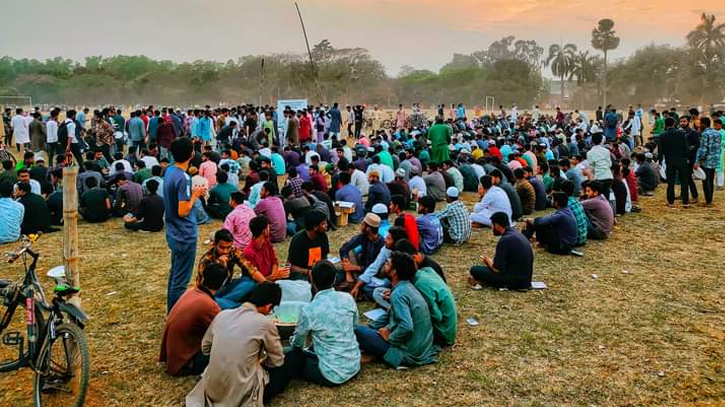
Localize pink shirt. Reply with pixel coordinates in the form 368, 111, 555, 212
199, 160, 218, 188
253, 196, 287, 243
223, 204, 256, 249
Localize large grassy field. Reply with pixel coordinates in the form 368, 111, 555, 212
1, 187, 724, 407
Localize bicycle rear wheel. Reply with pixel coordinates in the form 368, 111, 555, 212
33, 322, 90, 407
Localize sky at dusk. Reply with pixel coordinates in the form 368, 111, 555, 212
1, 0, 724, 75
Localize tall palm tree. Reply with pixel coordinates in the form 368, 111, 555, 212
592, 18, 620, 109
686, 13, 725, 66
546, 43, 578, 105
569, 51, 598, 85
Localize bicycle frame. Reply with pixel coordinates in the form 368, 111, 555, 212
0, 248, 79, 373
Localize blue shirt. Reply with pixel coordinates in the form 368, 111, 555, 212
416, 213, 443, 255
163, 166, 196, 245
0, 197, 24, 244
335, 184, 364, 223
148, 116, 159, 140
128, 117, 146, 142
535, 206, 577, 250
271, 153, 286, 176
290, 288, 360, 384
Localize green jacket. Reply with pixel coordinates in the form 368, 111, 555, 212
414, 267, 457, 346
370, 280, 440, 367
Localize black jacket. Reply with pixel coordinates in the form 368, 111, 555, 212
658, 128, 689, 168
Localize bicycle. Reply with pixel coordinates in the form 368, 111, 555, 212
0, 234, 90, 407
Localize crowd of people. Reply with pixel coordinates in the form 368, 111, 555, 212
1, 100, 723, 406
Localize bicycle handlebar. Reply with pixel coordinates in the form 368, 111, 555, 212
5, 233, 41, 264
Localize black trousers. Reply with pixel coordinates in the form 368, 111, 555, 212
354, 121, 362, 138
522, 222, 571, 255
69, 143, 84, 170
665, 164, 689, 204
703, 167, 716, 204
687, 162, 699, 199
264, 348, 305, 404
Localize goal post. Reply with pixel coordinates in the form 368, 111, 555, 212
484, 96, 495, 114
0, 95, 33, 110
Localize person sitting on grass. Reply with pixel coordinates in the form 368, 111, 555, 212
160, 262, 226, 377
556, 179, 588, 247
390, 194, 420, 250
471, 175, 513, 228
354, 251, 439, 367
287, 210, 330, 281
123, 179, 165, 232
581, 180, 614, 240
434, 187, 471, 245
207, 170, 238, 219
416, 196, 443, 255
289, 260, 361, 387
521, 192, 577, 255
393, 239, 457, 346
79, 176, 112, 223
339, 213, 385, 289
0, 181, 24, 244
349, 226, 409, 301
16, 181, 57, 235
186, 282, 304, 407
243, 215, 290, 281
468, 211, 533, 290
112, 173, 143, 217
197, 229, 261, 309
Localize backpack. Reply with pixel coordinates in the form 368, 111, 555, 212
57, 120, 69, 147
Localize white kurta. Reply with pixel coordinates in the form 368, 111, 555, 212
11, 115, 29, 144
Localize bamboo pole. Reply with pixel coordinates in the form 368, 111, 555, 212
295, 2, 324, 103
62, 164, 81, 307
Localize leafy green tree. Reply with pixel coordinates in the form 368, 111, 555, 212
592, 18, 621, 108
546, 43, 578, 105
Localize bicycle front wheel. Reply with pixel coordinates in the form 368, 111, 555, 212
33, 323, 90, 407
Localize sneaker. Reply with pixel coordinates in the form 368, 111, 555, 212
666, 203, 675, 208
682, 204, 691, 209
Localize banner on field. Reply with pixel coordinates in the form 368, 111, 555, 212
276, 98, 308, 138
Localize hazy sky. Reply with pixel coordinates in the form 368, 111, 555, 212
1, 0, 724, 75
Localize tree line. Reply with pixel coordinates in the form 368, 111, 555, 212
0, 14, 723, 108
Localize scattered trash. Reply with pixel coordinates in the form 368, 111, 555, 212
621, 270, 630, 274
471, 284, 483, 290
658, 371, 666, 377
203, 239, 212, 245
466, 317, 480, 326
598, 345, 606, 350
530, 281, 547, 290
591, 274, 598, 279
106, 291, 117, 296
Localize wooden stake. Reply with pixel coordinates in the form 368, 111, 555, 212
62, 164, 81, 307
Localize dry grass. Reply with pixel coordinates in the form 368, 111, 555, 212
1, 188, 725, 407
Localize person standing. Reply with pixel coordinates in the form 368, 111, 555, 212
428, 117, 452, 163
395, 104, 406, 130
658, 117, 690, 207
29, 113, 46, 153
327, 103, 342, 138
46, 109, 60, 160
681, 115, 700, 203
695, 117, 722, 206
164, 137, 207, 312
11, 108, 29, 152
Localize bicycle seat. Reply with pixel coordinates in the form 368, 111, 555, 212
53, 285, 80, 297
0, 280, 10, 289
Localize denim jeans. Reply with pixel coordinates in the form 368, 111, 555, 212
215, 277, 256, 309
354, 325, 390, 360
166, 236, 197, 313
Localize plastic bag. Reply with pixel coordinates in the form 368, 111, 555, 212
276, 280, 312, 303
